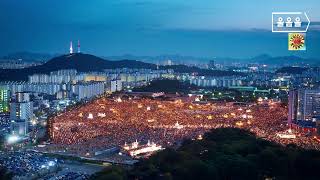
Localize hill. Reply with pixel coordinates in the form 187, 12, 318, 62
39, 53, 156, 72
0, 53, 244, 82
252, 55, 320, 66
91, 128, 320, 180
0, 53, 156, 81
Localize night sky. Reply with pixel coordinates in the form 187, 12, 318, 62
0, 0, 319, 58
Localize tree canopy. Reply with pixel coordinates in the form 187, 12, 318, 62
92, 128, 320, 180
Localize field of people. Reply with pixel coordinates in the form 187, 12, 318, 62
37, 95, 320, 159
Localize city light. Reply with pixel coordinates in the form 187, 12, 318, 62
7, 135, 20, 144
116, 97, 122, 102
48, 161, 56, 167
31, 119, 37, 126
87, 113, 94, 119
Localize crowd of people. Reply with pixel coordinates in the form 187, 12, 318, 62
36, 95, 320, 159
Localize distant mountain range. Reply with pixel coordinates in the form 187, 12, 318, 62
1, 52, 59, 62
2, 52, 319, 66
0, 53, 243, 82
215, 54, 320, 66
105, 54, 210, 65
106, 54, 320, 66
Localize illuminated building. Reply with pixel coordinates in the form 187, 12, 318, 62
0, 89, 10, 113
104, 68, 165, 88
29, 70, 107, 84
164, 59, 173, 66
0, 82, 61, 95
122, 140, 164, 158
84, 75, 107, 82
190, 76, 243, 87
10, 92, 33, 136
71, 82, 105, 100
29, 70, 77, 83
110, 79, 122, 92
288, 88, 320, 123
51, 69, 77, 76
7, 69, 107, 99
208, 60, 215, 69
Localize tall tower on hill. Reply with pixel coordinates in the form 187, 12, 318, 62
77, 40, 81, 53
69, 41, 73, 54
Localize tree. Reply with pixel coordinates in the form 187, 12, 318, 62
91, 128, 320, 180
0, 166, 12, 180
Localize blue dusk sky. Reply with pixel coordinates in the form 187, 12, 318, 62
0, 0, 319, 58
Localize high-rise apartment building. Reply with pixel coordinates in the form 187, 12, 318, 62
288, 88, 320, 124
0, 89, 10, 113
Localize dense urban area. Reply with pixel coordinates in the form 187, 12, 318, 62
0, 49, 320, 179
